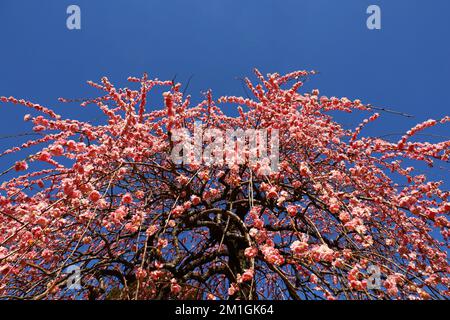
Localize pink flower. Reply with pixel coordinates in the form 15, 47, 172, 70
0, 247, 8, 260
33, 125, 45, 132
198, 170, 209, 181
290, 240, 308, 255
313, 244, 334, 262
146, 225, 159, 237
339, 211, 351, 223
14, 161, 28, 172
228, 283, 238, 296
168, 220, 176, 227
260, 244, 284, 265
157, 238, 168, 248
238, 269, 254, 283
121, 193, 133, 204
82, 236, 92, 244
89, 190, 101, 202
0, 264, 12, 275
171, 205, 185, 217
42, 249, 53, 262
49, 145, 64, 156
344, 217, 364, 233
38, 151, 52, 162
124, 222, 138, 233
287, 205, 298, 217
150, 270, 164, 280
292, 181, 302, 189
176, 175, 189, 185
135, 267, 147, 280
244, 247, 258, 258
210, 188, 219, 197
329, 198, 340, 213
36, 216, 49, 227
183, 201, 192, 210
253, 218, 264, 229
266, 187, 278, 199
299, 163, 311, 176
332, 258, 344, 268
191, 195, 201, 206
249, 228, 258, 238
66, 140, 77, 151
135, 190, 145, 199
112, 206, 127, 222
170, 279, 181, 294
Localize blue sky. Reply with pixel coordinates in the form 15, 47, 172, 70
0, 0, 448, 184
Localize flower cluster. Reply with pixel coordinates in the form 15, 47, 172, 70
0, 69, 448, 300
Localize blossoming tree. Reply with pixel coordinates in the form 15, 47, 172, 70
0, 69, 448, 300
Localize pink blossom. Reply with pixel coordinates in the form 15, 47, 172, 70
176, 175, 189, 185
329, 198, 340, 213
89, 190, 101, 203
339, 211, 351, 223
244, 247, 258, 258
170, 279, 181, 294
171, 205, 185, 217
146, 225, 159, 237
38, 151, 52, 162
266, 187, 278, 199
191, 195, 201, 206
238, 269, 254, 283
299, 163, 311, 176
157, 239, 168, 248
228, 283, 238, 296
135, 268, 147, 280
287, 205, 298, 217
49, 145, 64, 156
121, 193, 133, 204
260, 244, 284, 265
14, 161, 28, 171
290, 240, 308, 255
41, 249, 53, 262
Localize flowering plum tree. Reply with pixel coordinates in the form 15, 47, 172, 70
0, 69, 448, 300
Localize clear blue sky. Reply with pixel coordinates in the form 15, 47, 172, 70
0, 0, 448, 184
